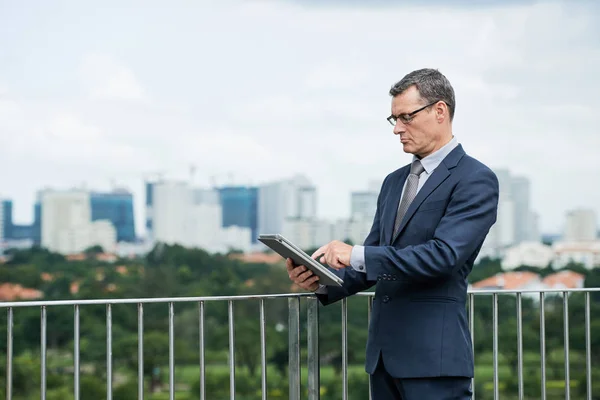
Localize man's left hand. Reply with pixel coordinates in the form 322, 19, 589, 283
311, 240, 352, 270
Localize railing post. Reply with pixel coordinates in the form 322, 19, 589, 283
138, 303, 144, 400
564, 292, 570, 400
288, 297, 301, 400
368, 296, 373, 400
41, 305, 47, 400
585, 292, 592, 400
307, 297, 320, 400
341, 298, 348, 400
492, 293, 498, 400
107, 304, 112, 400
74, 305, 80, 400
7, 307, 13, 400
228, 300, 236, 400
199, 301, 206, 400
540, 292, 546, 400
517, 293, 524, 400
260, 299, 268, 400
168, 302, 175, 400
469, 293, 475, 400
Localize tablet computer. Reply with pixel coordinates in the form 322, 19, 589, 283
258, 234, 344, 287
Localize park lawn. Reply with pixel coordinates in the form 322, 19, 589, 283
167, 363, 366, 386
131, 360, 575, 399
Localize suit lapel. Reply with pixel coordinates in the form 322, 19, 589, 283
390, 144, 465, 244
384, 168, 409, 245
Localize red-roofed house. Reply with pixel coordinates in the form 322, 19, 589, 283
0, 283, 43, 301
471, 271, 544, 299
542, 270, 585, 290
472, 271, 542, 290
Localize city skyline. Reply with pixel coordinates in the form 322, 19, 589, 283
1, 0, 599, 236
1, 168, 597, 240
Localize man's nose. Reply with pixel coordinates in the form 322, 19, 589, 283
393, 121, 406, 135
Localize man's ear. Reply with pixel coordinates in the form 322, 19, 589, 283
435, 101, 448, 123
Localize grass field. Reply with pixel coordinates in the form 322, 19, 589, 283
136, 359, 579, 400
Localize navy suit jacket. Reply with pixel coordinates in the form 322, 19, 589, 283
316, 144, 499, 379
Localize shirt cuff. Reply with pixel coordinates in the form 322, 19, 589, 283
314, 284, 328, 294
350, 245, 366, 273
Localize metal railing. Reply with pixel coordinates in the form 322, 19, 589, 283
0, 287, 597, 399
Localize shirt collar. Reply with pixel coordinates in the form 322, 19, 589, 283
413, 136, 459, 175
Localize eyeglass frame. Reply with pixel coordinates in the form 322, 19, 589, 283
386, 100, 441, 126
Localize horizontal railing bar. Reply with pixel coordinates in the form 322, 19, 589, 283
0, 293, 317, 308
463, 288, 600, 294
358, 287, 600, 295
0, 287, 597, 308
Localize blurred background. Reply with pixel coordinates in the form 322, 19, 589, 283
0, 1, 599, 399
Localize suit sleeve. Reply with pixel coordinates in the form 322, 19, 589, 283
363, 167, 499, 283
315, 176, 388, 305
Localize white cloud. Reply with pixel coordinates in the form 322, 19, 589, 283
79, 53, 147, 102
0, 0, 598, 234
304, 60, 369, 90
48, 112, 102, 141
0, 98, 25, 131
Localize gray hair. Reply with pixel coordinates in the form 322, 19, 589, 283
389, 68, 456, 121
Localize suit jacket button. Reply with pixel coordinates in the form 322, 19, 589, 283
382, 295, 390, 303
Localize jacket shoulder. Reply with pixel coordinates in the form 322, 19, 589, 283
456, 154, 499, 188
460, 154, 495, 174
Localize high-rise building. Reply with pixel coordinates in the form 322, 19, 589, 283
1, 200, 12, 242
187, 201, 224, 251
258, 174, 316, 236
351, 191, 378, 221
41, 189, 116, 254
564, 209, 597, 242
510, 177, 539, 242
151, 181, 229, 252
90, 190, 136, 242
192, 188, 220, 205
218, 186, 258, 243
32, 199, 42, 245
152, 181, 191, 246
0, 198, 41, 243
145, 181, 155, 241
282, 218, 332, 251
297, 185, 317, 220
481, 169, 539, 258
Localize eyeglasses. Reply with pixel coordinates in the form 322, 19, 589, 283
386, 101, 439, 126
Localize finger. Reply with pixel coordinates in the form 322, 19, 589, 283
297, 269, 314, 282
290, 265, 306, 279
331, 258, 346, 270
325, 254, 345, 270
325, 251, 337, 267
311, 244, 328, 259
300, 274, 320, 289
286, 258, 294, 272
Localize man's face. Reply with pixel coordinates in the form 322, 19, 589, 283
390, 86, 441, 158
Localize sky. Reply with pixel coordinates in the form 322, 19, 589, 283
0, 0, 599, 236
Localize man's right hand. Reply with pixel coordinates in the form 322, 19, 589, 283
286, 258, 320, 292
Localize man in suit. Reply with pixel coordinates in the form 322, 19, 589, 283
286, 68, 499, 399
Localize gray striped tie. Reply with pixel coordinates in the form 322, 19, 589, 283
393, 160, 425, 237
